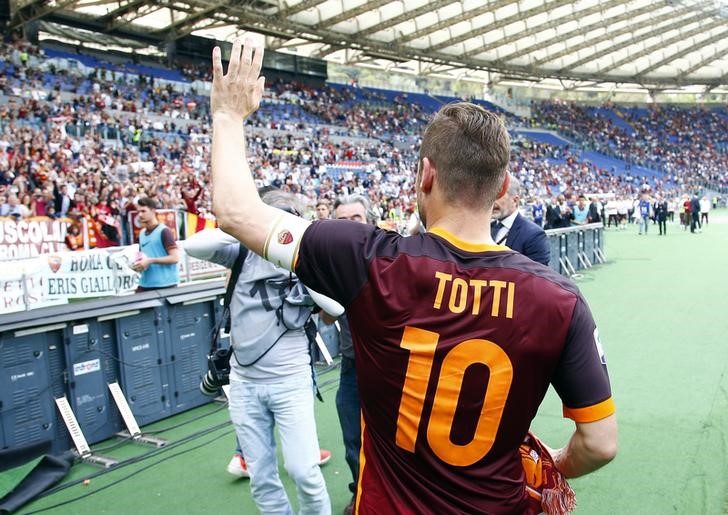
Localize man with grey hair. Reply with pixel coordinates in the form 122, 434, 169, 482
491, 176, 550, 266
333, 194, 379, 226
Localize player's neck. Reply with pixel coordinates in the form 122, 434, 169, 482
427, 207, 495, 245
144, 220, 159, 232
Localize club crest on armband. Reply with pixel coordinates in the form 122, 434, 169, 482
278, 230, 294, 245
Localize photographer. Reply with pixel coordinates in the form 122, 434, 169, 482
183, 190, 332, 515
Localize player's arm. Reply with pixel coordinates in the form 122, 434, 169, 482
551, 296, 618, 477
210, 39, 306, 262
551, 414, 617, 478
149, 246, 180, 265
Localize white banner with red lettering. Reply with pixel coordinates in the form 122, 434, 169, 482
0, 217, 73, 261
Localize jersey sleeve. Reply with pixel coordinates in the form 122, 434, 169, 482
551, 295, 615, 423
294, 219, 381, 308
161, 227, 177, 251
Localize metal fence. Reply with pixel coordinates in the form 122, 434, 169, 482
544, 223, 606, 277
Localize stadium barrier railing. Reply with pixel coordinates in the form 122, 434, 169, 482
545, 223, 605, 276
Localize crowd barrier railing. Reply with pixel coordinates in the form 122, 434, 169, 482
544, 223, 606, 276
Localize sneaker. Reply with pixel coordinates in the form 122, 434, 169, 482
319, 449, 332, 466
226, 454, 250, 478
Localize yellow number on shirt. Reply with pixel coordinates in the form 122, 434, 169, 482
395, 326, 440, 452
395, 326, 513, 466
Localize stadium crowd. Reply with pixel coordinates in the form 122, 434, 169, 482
531, 100, 728, 192
0, 34, 724, 250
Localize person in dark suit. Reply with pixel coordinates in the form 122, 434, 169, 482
654, 194, 668, 235
53, 181, 74, 217
587, 197, 602, 224
491, 177, 550, 265
690, 193, 701, 233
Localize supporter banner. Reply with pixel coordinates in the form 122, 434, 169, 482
0, 260, 68, 314
0, 217, 73, 261
40, 249, 139, 299
181, 254, 226, 279
127, 210, 180, 243
0, 245, 225, 312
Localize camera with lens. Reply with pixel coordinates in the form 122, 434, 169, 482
199, 347, 232, 396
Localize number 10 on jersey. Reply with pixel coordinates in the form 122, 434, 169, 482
395, 326, 513, 467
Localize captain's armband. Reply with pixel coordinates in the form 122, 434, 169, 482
263, 210, 311, 271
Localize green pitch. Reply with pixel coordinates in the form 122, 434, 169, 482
7, 211, 728, 514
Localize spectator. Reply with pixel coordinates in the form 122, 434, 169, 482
587, 197, 602, 224
53, 181, 73, 217
64, 223, 84, 250
315, 200, 331, 220
6, 194, 29, 218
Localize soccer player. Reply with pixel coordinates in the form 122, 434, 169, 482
210, 40, 617, 514
132, 197, 179, 291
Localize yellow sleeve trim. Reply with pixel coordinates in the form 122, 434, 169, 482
563, 397, 615, 423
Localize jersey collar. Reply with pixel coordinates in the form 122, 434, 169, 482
428, 226, 509, 253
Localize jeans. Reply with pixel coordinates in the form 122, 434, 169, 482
335, 356, 361, 493
229, 375, 331, 515
639, 216, 649, 234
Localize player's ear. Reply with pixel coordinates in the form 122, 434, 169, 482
420, 158, 435, 194
496, 172, 510, 200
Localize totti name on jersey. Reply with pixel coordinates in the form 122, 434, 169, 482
433, 271, 515, 318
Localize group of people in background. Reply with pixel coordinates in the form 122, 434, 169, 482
522, 191, 720, 236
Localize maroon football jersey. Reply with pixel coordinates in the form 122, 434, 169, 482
296, 222, 614, 514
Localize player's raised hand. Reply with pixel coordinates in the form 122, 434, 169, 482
211, 38, 265, 121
